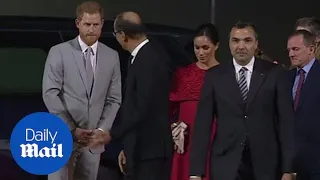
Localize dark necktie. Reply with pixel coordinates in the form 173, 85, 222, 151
84, 47, 94, 96
294, 69, 305, 111
238, 67, 249, 102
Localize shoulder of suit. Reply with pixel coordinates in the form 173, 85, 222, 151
50, 41, 70, 50
138, 41, 153, 52
257, 59, 290, 78
257, 58, 284, 70
50, 40, 117, 52
206, 63, 224, 75
257, 58, 274, 66
139, 43, 163, 58
98, 42, 118, 54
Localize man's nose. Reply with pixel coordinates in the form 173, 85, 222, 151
88, 25, 94, 32
288, 49, 294, 57
238, 41, 245, 49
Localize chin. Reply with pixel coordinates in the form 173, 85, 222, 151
198, 59, 208, 63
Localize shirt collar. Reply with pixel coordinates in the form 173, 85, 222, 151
78, 35, 98, 55
233, 56, 255, 73
296, 58, 315, 75
131, 39, 149, 57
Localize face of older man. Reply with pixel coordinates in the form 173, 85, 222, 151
287, 34, 315, 68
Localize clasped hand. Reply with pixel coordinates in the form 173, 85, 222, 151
72, 128, 111, 148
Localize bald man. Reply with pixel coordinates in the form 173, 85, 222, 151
104, 12, 173, 180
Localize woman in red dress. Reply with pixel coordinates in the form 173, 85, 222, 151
170, 23, 220, 180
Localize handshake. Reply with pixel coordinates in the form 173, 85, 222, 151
72, 128, 112, 149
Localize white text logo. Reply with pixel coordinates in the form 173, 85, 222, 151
20, 128, 63, 158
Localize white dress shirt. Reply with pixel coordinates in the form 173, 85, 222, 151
233, 57, 255, 89
78, 36, 98, 76
130, 39, 149, 64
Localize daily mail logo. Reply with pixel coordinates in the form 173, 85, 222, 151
20, 128, 62, 158
10, 112, 73, 175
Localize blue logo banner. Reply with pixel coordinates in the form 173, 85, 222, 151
10, 112, 73, 175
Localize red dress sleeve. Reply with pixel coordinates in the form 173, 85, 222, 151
170, 63, 205, 101
169, 63, 205, 120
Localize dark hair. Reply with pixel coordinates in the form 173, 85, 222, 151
76, 1, 104, 19
231, 21, 258, 40
289, 29, 316, 47
194, 23, 219, 45
294, 17, 320, 37
114, 14, 146, 39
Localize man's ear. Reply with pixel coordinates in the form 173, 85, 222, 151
121, 32, 128, 42
101, 18, 104, 28
309, 45, 316, 54
75, 18, 80, 28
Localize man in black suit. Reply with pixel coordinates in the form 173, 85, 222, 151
189, 22, 295, 180
103, 11, 173, 180
287, 30, 320, 180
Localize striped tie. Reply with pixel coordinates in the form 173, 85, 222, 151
238, 67, 249, 102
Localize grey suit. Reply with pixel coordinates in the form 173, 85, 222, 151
42, 37, 121, 180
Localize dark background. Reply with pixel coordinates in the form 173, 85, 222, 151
1, 0, 211, 29
2, 0, 320, 65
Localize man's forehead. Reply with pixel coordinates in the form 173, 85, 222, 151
287, 36, 305, 48
288, 35, 304, 42
230, 27, 255, 38
81, 13, 102, 20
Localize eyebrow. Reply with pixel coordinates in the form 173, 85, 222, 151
231, 37, 253, 40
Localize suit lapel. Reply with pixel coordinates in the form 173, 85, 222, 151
297, 60, 319, 110
289, 69, 296, 99
246, 60, 267, 108
123, 56, 134, 94
288, 68, 296, 108
70, 38, 90, 98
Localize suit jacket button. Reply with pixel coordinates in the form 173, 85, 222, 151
244, 115, 248, 119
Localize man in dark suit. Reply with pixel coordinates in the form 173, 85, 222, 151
287, 30, 320, 180
189, 21, 295, 180
102, 11, 173, 180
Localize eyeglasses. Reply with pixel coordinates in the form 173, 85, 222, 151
113, 31, 121, 36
